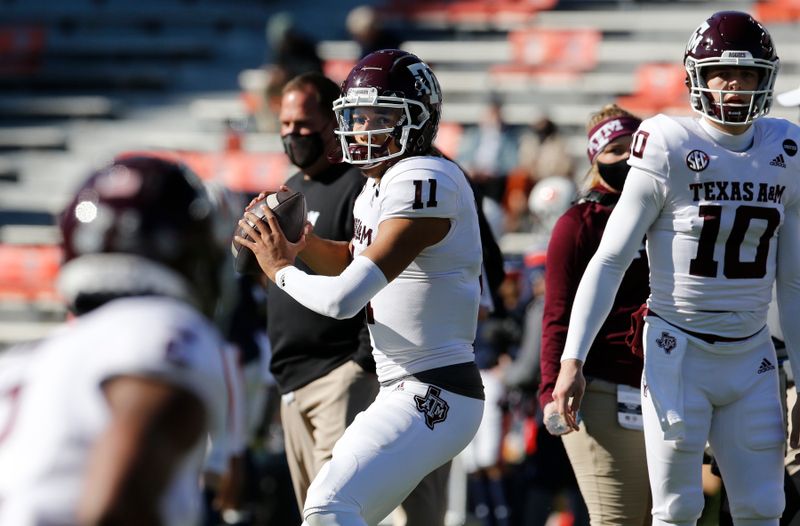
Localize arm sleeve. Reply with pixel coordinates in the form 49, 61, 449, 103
274, 255, 389, 320
539, 210, 585, 408
776, 199, 800, 390
560, 168, 665, 362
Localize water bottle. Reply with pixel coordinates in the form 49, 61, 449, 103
544, 410, 571, 435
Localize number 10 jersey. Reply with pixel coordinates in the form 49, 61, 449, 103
629, 114, 800, 338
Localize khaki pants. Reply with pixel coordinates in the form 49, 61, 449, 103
281, 360, 380, 512
562, 379, 651, 526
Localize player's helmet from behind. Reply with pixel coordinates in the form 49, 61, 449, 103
58, 155, 223, 316
684, 11, 779, 125
333, 49, 442, 166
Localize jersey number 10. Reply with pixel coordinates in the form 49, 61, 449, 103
689, 204, 780, 279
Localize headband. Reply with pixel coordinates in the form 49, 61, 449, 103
586, 116, 641, 163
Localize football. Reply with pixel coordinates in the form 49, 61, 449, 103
231, 190, 307, 275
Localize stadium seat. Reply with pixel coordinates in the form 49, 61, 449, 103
0, 25, 45, 76
323, 59, 357, 84
0, 244, 61, 303
491, 28, 600, 79
119, 150, 290, 194
382, 0, 558, 28
755, 0, 800, 23
616, 63, 688, 117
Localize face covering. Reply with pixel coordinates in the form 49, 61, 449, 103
282, 132, 324, 169
596, 158, 630, 192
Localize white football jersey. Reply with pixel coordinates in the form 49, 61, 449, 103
351, 156, 482, 382
0, 297, 227, 526
629, 114, 800, 337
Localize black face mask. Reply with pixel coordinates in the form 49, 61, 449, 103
282, 132, 324, 169
596, 158, 630, 192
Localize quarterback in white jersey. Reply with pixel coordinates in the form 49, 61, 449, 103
351, 155, 482, 382
552, 11, 800, 526
0, 156, 229, 526
236, 50, 484, 526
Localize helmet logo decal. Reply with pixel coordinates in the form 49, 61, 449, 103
407, 63, 440, 103
95, 166, 143, 198
686, 150, 710, 172
688, 21, 710, 54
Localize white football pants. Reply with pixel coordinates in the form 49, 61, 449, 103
642, 319, 785, 526
302, 379, 484, 526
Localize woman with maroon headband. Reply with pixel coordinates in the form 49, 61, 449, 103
538, 104, 651, 525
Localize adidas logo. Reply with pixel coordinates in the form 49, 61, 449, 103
757, 358, 776, 374
770, 154, 786, 168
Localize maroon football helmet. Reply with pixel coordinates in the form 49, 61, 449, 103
684, 11, 779, 125
333, 49, 442, 166
58, 155, 223, 316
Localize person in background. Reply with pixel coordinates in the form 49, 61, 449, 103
346, 5, 401, 59
505, 117, 575, 233
458, 97, 519, 206
553, 12, 800, 525
540, 104, 651, 525
258, 72, 377, 518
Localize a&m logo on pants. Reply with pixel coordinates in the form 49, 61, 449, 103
414, 386, 450, 430
656, 331, 677, 354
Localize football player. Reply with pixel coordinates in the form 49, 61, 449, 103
0, 156, 229, 526
235, 49, 485, 526
552, 11, 800, 526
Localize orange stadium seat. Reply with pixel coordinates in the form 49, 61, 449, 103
446, 0, 558, 25
0, 244, 62, 303
616, 63, 689, 117
382, 0, 557, 26
118, 150, 290, 193
491, 28, 600, 79
0, 25, 46, 76
324, 59, 357, 84
755, 0, 800, 22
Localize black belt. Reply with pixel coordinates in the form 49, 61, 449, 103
646, 308, 763, 345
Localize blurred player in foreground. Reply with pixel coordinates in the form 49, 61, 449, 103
0, 156, 229, 526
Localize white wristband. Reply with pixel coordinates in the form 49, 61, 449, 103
275, 256, 388, 319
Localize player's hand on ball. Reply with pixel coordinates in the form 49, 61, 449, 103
235, 206, 308, 281
233, 189, 307, 276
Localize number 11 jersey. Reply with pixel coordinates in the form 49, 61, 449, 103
351, 156, 483, 384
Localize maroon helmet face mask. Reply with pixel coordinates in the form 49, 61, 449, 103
58, 156, 222, 315
684, 11, 779, 126
333, 49, 442, 168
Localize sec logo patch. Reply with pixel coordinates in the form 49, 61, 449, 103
686, 150, 710, 172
